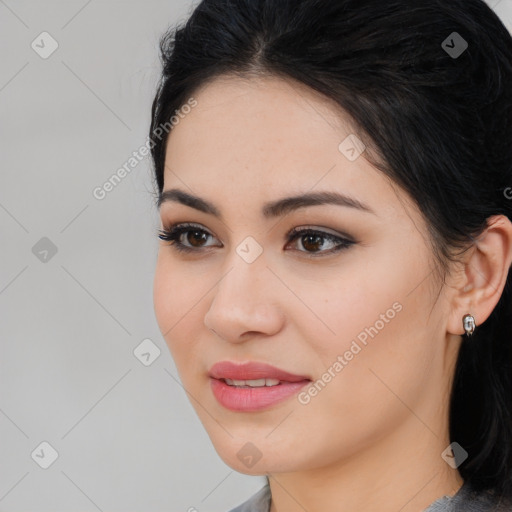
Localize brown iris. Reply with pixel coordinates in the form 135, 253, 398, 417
186, 229, 209, 247
300, 233, 324, 252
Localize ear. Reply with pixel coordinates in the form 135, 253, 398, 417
446, 215, 512, 336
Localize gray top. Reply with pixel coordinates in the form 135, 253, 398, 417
227, 480, 512, 511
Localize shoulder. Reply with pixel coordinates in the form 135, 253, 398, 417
427, 481, 512, 511
460, 486, 512, 512
224, 480, 512, 512
226, 483, 271, 512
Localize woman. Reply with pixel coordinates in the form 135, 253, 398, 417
150, 0, 512, 510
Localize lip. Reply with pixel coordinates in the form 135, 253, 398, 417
208, 361, 311, 382
208, 361, 312, 412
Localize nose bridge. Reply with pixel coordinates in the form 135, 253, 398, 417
212, 240, 269, 314
218, 231, 269, 297
204, 240, 284, 340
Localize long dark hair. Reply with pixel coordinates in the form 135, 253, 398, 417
149, 0, 512, 499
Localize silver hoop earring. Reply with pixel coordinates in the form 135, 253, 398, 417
462, 314, 476, 337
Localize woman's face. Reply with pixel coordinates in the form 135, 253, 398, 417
153, 75, 458, 474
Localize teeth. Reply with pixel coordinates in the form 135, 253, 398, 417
224, 378, 281, 387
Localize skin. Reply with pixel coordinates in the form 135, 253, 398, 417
153, 74, 512, 512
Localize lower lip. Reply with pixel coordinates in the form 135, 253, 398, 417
210, 377, 310, 412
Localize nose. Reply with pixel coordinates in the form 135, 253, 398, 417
203, 253, 286, 343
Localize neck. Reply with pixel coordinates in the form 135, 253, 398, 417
267, 413, 464, 512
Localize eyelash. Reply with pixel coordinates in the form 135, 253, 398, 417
157, 222, 355, 257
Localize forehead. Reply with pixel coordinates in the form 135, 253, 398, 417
162, 74, 418, 223
167, 74, 354, 159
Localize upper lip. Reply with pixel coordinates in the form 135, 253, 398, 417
209, 361, 311, 382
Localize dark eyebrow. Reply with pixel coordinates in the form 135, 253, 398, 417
158, 188, 376, 218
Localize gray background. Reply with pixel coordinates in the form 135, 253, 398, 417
0, 1, 511, 511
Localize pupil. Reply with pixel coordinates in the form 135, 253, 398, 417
303, 234, 322, 252
188, 230, 207, 247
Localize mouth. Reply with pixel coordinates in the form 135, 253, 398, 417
208, 360, 312, 382
221, 377, 284, 388
208, 360, 312, 411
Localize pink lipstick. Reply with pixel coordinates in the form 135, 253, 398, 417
209, 361, 311, 412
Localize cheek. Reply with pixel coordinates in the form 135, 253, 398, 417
152, 254, 174, 333
320, 239, 429, 352
294, 253, 435, 432
152, 253, 208, 373
291, 255, 407, 359
153, 253, 201, 334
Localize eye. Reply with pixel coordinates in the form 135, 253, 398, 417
157, 223, 355, 256
157, 222, 219, 253
285, 226, 355, 256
